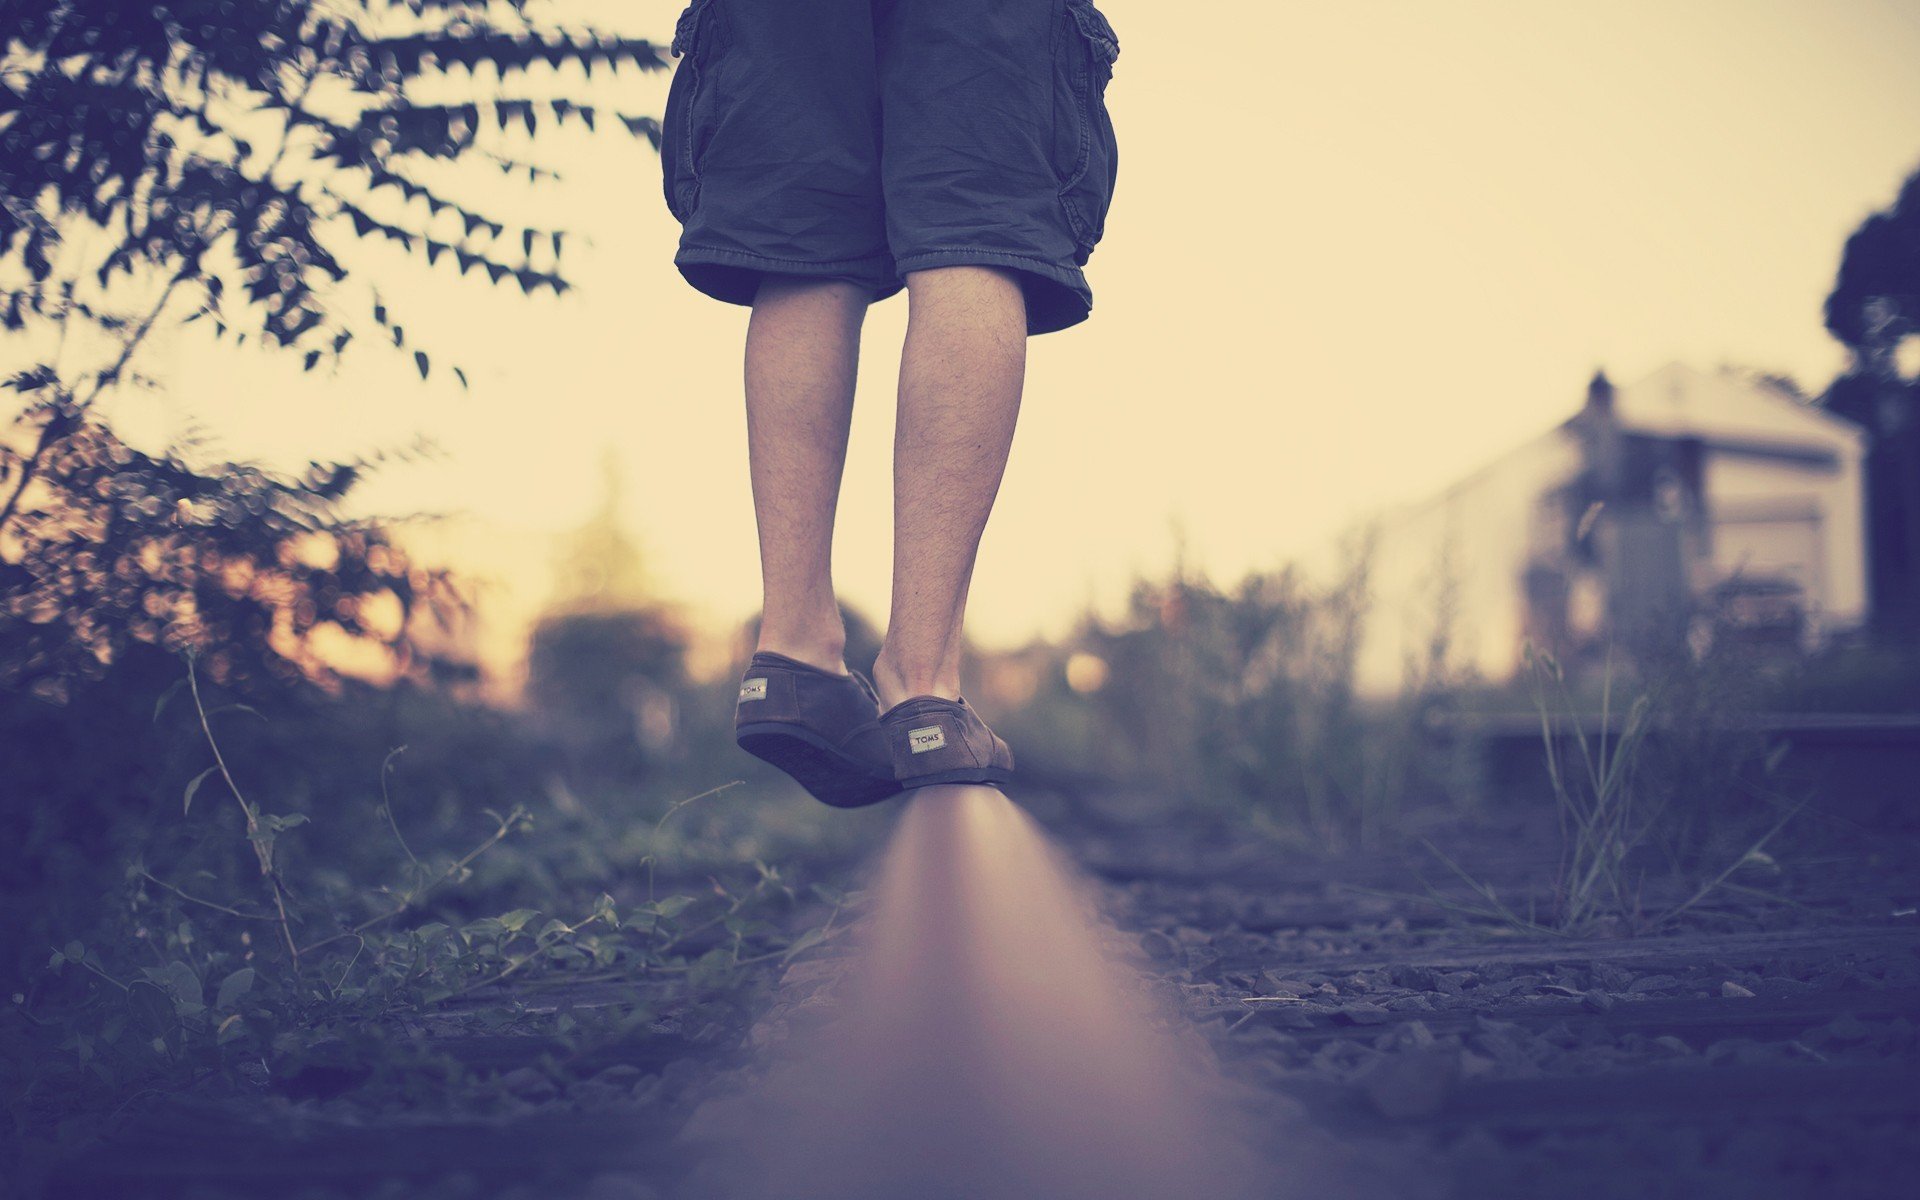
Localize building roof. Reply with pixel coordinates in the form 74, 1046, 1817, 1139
1593, 360, 1866, 454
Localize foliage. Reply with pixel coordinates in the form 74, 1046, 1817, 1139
988, 533, 1474, 846
1821, 161, 1920, 638
525, 605, 694, 783
1, 0, 666, 363
2, 649, 851, 1170
1405, 641, 1804, 937
0, 410, 464, 702
1, 1, 673, 710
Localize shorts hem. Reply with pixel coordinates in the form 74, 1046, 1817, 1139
674, 244, 904, 307
892, 249, 1093, 335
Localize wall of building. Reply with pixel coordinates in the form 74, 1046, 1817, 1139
1346, 430, 1583, 699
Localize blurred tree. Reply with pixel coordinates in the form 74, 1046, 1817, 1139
525, 453, 692, 786
0, 413, 464, 700
1823, 163, 1920, 642
0, 1, 670, 698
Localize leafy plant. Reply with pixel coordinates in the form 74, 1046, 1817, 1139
1, 1, 674, 702
5, 650, 845, 1160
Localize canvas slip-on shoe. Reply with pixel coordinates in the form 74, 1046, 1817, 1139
878, 693, 1015, 789
733, 651, 903, 808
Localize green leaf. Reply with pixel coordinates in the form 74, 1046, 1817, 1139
645, 895, 694, 920
126, 981, 173, 1036
64, 940, 85, 962
207, 703, 268, 724
163, 960, 202, 1008
498, 909, 540, 933
463, 917, 508, 940
183, 766, 220, 816
780, 926, 831, 964
215, 967, 255, 1011
152, 678, 187, 724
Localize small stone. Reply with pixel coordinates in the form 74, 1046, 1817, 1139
1390, 964, 1437, 991
1433, 972, 1472, 996
1627, 974, 1681, 993
1815, 1013, 1871, 1043
1720, 981, 1756, 999
1139, 930, 1179, 961
1458, 1049, 1499, 1078
1358, 1046, 1460, 1119
1396, 1019, 1437, 1048
1581, 989, 1616, 1012
1590, 962, 1633, 991
1332, 1002, 1392, 1025
498, 1066, 558, 1101
581, 1173, 659, 1200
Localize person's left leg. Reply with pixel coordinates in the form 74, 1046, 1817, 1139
744, 275, 874, 676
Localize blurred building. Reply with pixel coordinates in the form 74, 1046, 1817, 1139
1339, 362, 1869, 697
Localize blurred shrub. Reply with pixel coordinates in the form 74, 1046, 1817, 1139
986, 538, 1477, 847
4, 652, 844, 1172
0, 410, 465, 703
526, 606, 693, 787
0, 641, 551, 981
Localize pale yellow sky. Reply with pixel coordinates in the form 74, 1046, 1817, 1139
123, 0, 1920, 673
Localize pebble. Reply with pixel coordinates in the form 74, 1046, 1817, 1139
497, 1066, 558, 1101
1333, 1002, 1392, 1025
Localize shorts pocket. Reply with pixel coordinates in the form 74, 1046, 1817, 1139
660, 0, 732, 224
1051, 0, 1120, 264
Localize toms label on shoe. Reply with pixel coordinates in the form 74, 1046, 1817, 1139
739, 677, 768, 701
907, 724, 946, 754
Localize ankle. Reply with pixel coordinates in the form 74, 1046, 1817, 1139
754, 632, 849, 676
870, 646, 960, 709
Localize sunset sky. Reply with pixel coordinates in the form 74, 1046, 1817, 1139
119, 0, 1920, 681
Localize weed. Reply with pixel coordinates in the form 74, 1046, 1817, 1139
5, 651, 835, 1154
1359, 639, 1803, 936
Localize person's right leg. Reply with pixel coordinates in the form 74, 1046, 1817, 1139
869, 264, 1027, 712
746, 275, 873, 676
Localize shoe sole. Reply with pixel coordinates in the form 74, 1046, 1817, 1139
896, 764, 1016, 789
736, 721, 905, 809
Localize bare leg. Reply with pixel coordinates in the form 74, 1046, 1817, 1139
871, 265, 1027, 711
745, 276, 873, 675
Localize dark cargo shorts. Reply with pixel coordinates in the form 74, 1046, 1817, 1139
659, 0, 1121, 336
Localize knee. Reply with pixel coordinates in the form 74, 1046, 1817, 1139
902, 264, 1022, 293
752, 273, 878, 308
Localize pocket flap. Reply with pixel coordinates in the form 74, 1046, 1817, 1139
670, 0, 714, 59
1068, 1, 1120, 66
